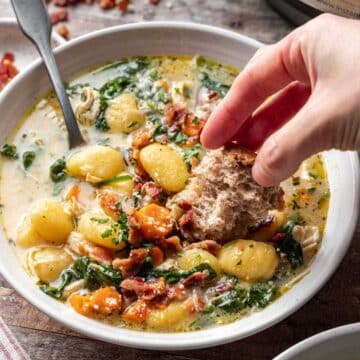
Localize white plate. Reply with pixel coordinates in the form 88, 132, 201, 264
0, 17, 65, 72
275, 323, 360, 360
0, 22, 359, 350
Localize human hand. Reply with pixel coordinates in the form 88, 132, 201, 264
201, 14, 360, 186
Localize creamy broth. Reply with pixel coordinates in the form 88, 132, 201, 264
0, 56, 329, 332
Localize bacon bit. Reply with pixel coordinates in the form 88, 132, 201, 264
149, 0, 160, 4
208, 90, 219, 101
121, 277, 167, 301
167, 284, 187, 302
163, 103, 187, 126
133, 204, 173, 240
248, 214, 274, 234
178, 210, 193, 228
50, 9, 68, 25
118, 0, 129, 11
149, 246, 164, 266
99, 0, 116, 9
186, 240, 221, 256
177, 200, 192, 211
97, 190, 122, 219
132, 127, 152, 148
270, 232, 286, 243
0, 52, 18, 92
163, 235, 183, 252
57, 24, 69, 39
182, 272, 207, 287
70, 287, 122, 316
127, 228, 142, 247
112, 248, 149, 278
122, 299, 149, 324
192, 288, 206, 312
142, 182, 162, 202
182, 114, 206, 137
90, 246, 115, 264
134, 162, 150, 182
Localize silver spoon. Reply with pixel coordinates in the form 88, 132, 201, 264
11, 0, 84, 149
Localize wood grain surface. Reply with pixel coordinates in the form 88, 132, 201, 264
0, 1, 359, 359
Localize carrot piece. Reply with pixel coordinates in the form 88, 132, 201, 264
65, 183, 80, 202
133, 204, 173, 240
69, 294, 92, 316
122, 300, 149, 324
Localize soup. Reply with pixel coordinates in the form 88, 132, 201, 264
0, 56, 329, 332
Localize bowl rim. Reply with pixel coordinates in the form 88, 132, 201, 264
274, 322, 360, 360
0, 21, 359, 350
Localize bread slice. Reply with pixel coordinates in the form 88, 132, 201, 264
173, 147, 283, 242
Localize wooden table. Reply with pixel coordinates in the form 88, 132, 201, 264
0, 1, 359, 359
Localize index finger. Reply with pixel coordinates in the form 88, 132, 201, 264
200, 30, 309, 149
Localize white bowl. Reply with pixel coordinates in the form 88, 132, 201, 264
0, 22, 359, 350
274, 323, 360, 360
0, 18, 65, 72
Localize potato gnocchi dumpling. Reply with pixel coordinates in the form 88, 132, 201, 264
105, 92, 145, 133
29, 199, 73, 245
250, 211, 285, 242
29, 247, 73, 282
77, 212, 126, 250
16, 216, 44, 248
178, 248, 221, 276
218, 240, 279, 282
146, 300, 195, 330
139, 143, 189, 192
66, 145, 125, 183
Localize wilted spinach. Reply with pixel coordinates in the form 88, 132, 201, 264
0, 144, 19, 159
199, 72, 230, 97
40, 256, 122, 300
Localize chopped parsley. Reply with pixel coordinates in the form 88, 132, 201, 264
22, 151, 36, 169
49, 158, 67, 182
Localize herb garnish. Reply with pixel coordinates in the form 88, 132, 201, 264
0, 144, 19, 159
22, 151, 36, 169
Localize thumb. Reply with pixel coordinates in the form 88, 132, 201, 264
252, 98, 332, 186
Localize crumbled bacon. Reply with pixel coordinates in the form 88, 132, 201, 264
162, 235, 183, 252
0, 52, 18, 92
248, 214, 274, 234
185, 240, 221, 256
99, 0, 116, 9
178, 210, 193, 228
142, 182, 162, 202
50, 9, 68, 25
270, 232, 286, 243
212, 282, 234, 294
167, 283, 187, 302
163, 103, 187, 126
112, 248, 149, 278
177, 200, 192, 211
149, 0, 160, 4
127, 227, 142, 247
121, 277, 167, 301
208, 90, 219, 101
97, 190, 122, 219
182, 271, 207, 287
117, 0, 129, 11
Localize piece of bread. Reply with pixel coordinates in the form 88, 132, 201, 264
173, 147, 283, 242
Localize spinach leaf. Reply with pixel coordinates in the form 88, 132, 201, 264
276, 217, 304, 269
22, 151, 36, 169
0, 144, 19, 159
199, 72, 230, 97
182, 144, 201, 169
247, 282, 278, 308
100, 174, 132, 185
49, 157, 67, 182
147, 263, 216, 284
39, 256, 122, 299
212, 289, 248, 313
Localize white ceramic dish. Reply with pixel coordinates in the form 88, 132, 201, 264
0, 18, 65, 72
0, 22, 359, 350
274, 323, 360, 360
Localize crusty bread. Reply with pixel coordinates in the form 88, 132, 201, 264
174, 147, 283, 242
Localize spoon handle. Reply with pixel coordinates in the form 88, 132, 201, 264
11, 0, 84, 148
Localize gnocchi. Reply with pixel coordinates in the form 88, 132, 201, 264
218, 240, 279, 282
146, 300, 194, 330
139, 143, 189, 192
29, 247, 73, 282
29, 199, 73, 245
66, 145, 125, 183
77, 212, 127, 250
178, 248, 221, 276
16, 216, 44, 248
250, 211, 285, 242
105, 92, 145, 133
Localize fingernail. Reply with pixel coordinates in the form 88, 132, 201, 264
252, 161, 273, 186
